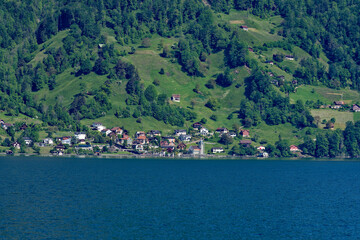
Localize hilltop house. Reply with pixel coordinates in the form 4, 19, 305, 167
174, 129, 187, 136
74, 132, 86, 140
200, 127, 209, 136
241, 25, 248, 31
179, 135, 192, 142
1, 122, 13, 130
192, 122, 202, 130
92, 122, 106, 131
171, 94, 181, 102
216, 128, 229, 135
332, 101, 344, 109
240, 129, 250, 138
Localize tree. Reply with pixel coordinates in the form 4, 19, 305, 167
144, 85, 157, 102
224, 36, 248, 68
80, 58, 92, 75
219, 134, 233, 148
315, 134, 329, 158
216, 68, 233, 87
93, 58, 109, 75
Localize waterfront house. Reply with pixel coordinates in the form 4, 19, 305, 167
43, 138, 54, 146
174, 129, 187, 136
188, 145, 201, 155
23, 137, 33, 146
75, 145, 93, 151
290, 145, 300, 152
171, 94, 181, 102
257, 146, 266, 151
212, 147, 224, 153
136, 135, 148, 145
74, 132, 86, 140
60, 136, 72, 145
12, 142, 20, 149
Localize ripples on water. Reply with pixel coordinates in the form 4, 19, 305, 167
0, 157, 359, 239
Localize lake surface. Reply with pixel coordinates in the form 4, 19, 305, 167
1, 157, 360, 239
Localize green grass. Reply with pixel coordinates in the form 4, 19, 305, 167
311, 109, 354, 129
290, 85, 360, 105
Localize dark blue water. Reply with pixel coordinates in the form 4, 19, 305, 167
1, 157, 360, 239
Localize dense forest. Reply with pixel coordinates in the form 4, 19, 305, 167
0, 0, 360, 157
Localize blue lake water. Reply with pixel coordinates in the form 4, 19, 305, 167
1, 157, 360, 239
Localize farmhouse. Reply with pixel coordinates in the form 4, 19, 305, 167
240, 129, 250, 138
171, 94, 181, 102
285, 55, 294, 60
241, 25, 248, 31
352, 104, 360, 112
240, 140, 252, 147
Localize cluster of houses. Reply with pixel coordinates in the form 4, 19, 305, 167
319, 101, 360, 112
1, 118, 306, 157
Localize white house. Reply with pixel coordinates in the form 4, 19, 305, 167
199, 127, 209, 136
92, 122, 106, 131
212, 147, 224, 153
101, 129, 112, 136
174, 129, 187, 136
74, 132, 86, 140
257, 146, 266, 151
43, 138, 54, 146
23, 137, 33, 146
179, 135, 192, 142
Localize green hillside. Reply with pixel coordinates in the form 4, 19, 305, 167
1, 0, 360, 158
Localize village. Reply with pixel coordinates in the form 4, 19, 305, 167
0, 119, 304, 158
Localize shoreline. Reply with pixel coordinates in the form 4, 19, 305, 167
0, 153, 358, 161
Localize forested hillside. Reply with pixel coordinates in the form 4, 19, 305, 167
1, 0, 360, 157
